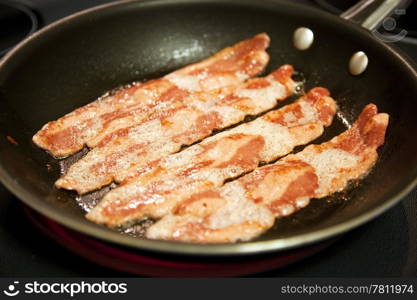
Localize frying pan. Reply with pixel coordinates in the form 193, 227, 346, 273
0, 0, 417, 256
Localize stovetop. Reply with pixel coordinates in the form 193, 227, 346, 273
0, 0, 416, 277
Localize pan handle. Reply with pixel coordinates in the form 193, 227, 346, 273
340, 0, 411, 31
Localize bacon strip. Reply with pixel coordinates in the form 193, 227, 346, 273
56, 65, 296, 194
85, 87, 336, 227
146, 104, 389, 243
33, 33, 270, 158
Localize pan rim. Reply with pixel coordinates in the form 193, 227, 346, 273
1, 0, 417, 256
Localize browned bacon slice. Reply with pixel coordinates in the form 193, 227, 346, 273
55, 65, 296, 194
147, 187, 276, 243
146, 104, 389, 243
32, 33, 270, 158
85, 87, 336, 227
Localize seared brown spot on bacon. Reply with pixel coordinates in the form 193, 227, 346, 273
42, 119, 94, 154
264, 103, 304, 126
271, 64, 294, 94
234, 160, 317, 217
96, 104, 187, 148
271, 64, 294, 84
96, 85, 189, 127
245, 78, 271, 89
356, 103, 378, 130
99, 179, 216, 223
174, 190, 222, 216
96, 127, 131, 148
158, 86, 190, 102
218, 93, 244, 105
333, 129, 362, 153
189, 33, 270, 76
239, 161, 304, 191
119, 159, 163, 185
333, 104, 384, 154
172, 111, 223, 144
91, 143, 147, 175
363, 115, 387, 148
305, 87, 330, 102
101, 179, 167, 218
167, 221, 267, 243
268, 170, 318, 214
176, 160, 215, 178
262, 87, 336, 127
317, 101, 336, 125
304, 88, 334, 125
215, 136, 265, 169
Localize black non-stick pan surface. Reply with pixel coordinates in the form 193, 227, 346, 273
0, 0, 417, 256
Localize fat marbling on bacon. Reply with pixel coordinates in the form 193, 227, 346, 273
146, 104, 389, 243
55, 64, 296, 194
85, 87, 337, 227
32, 33, 271, 158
